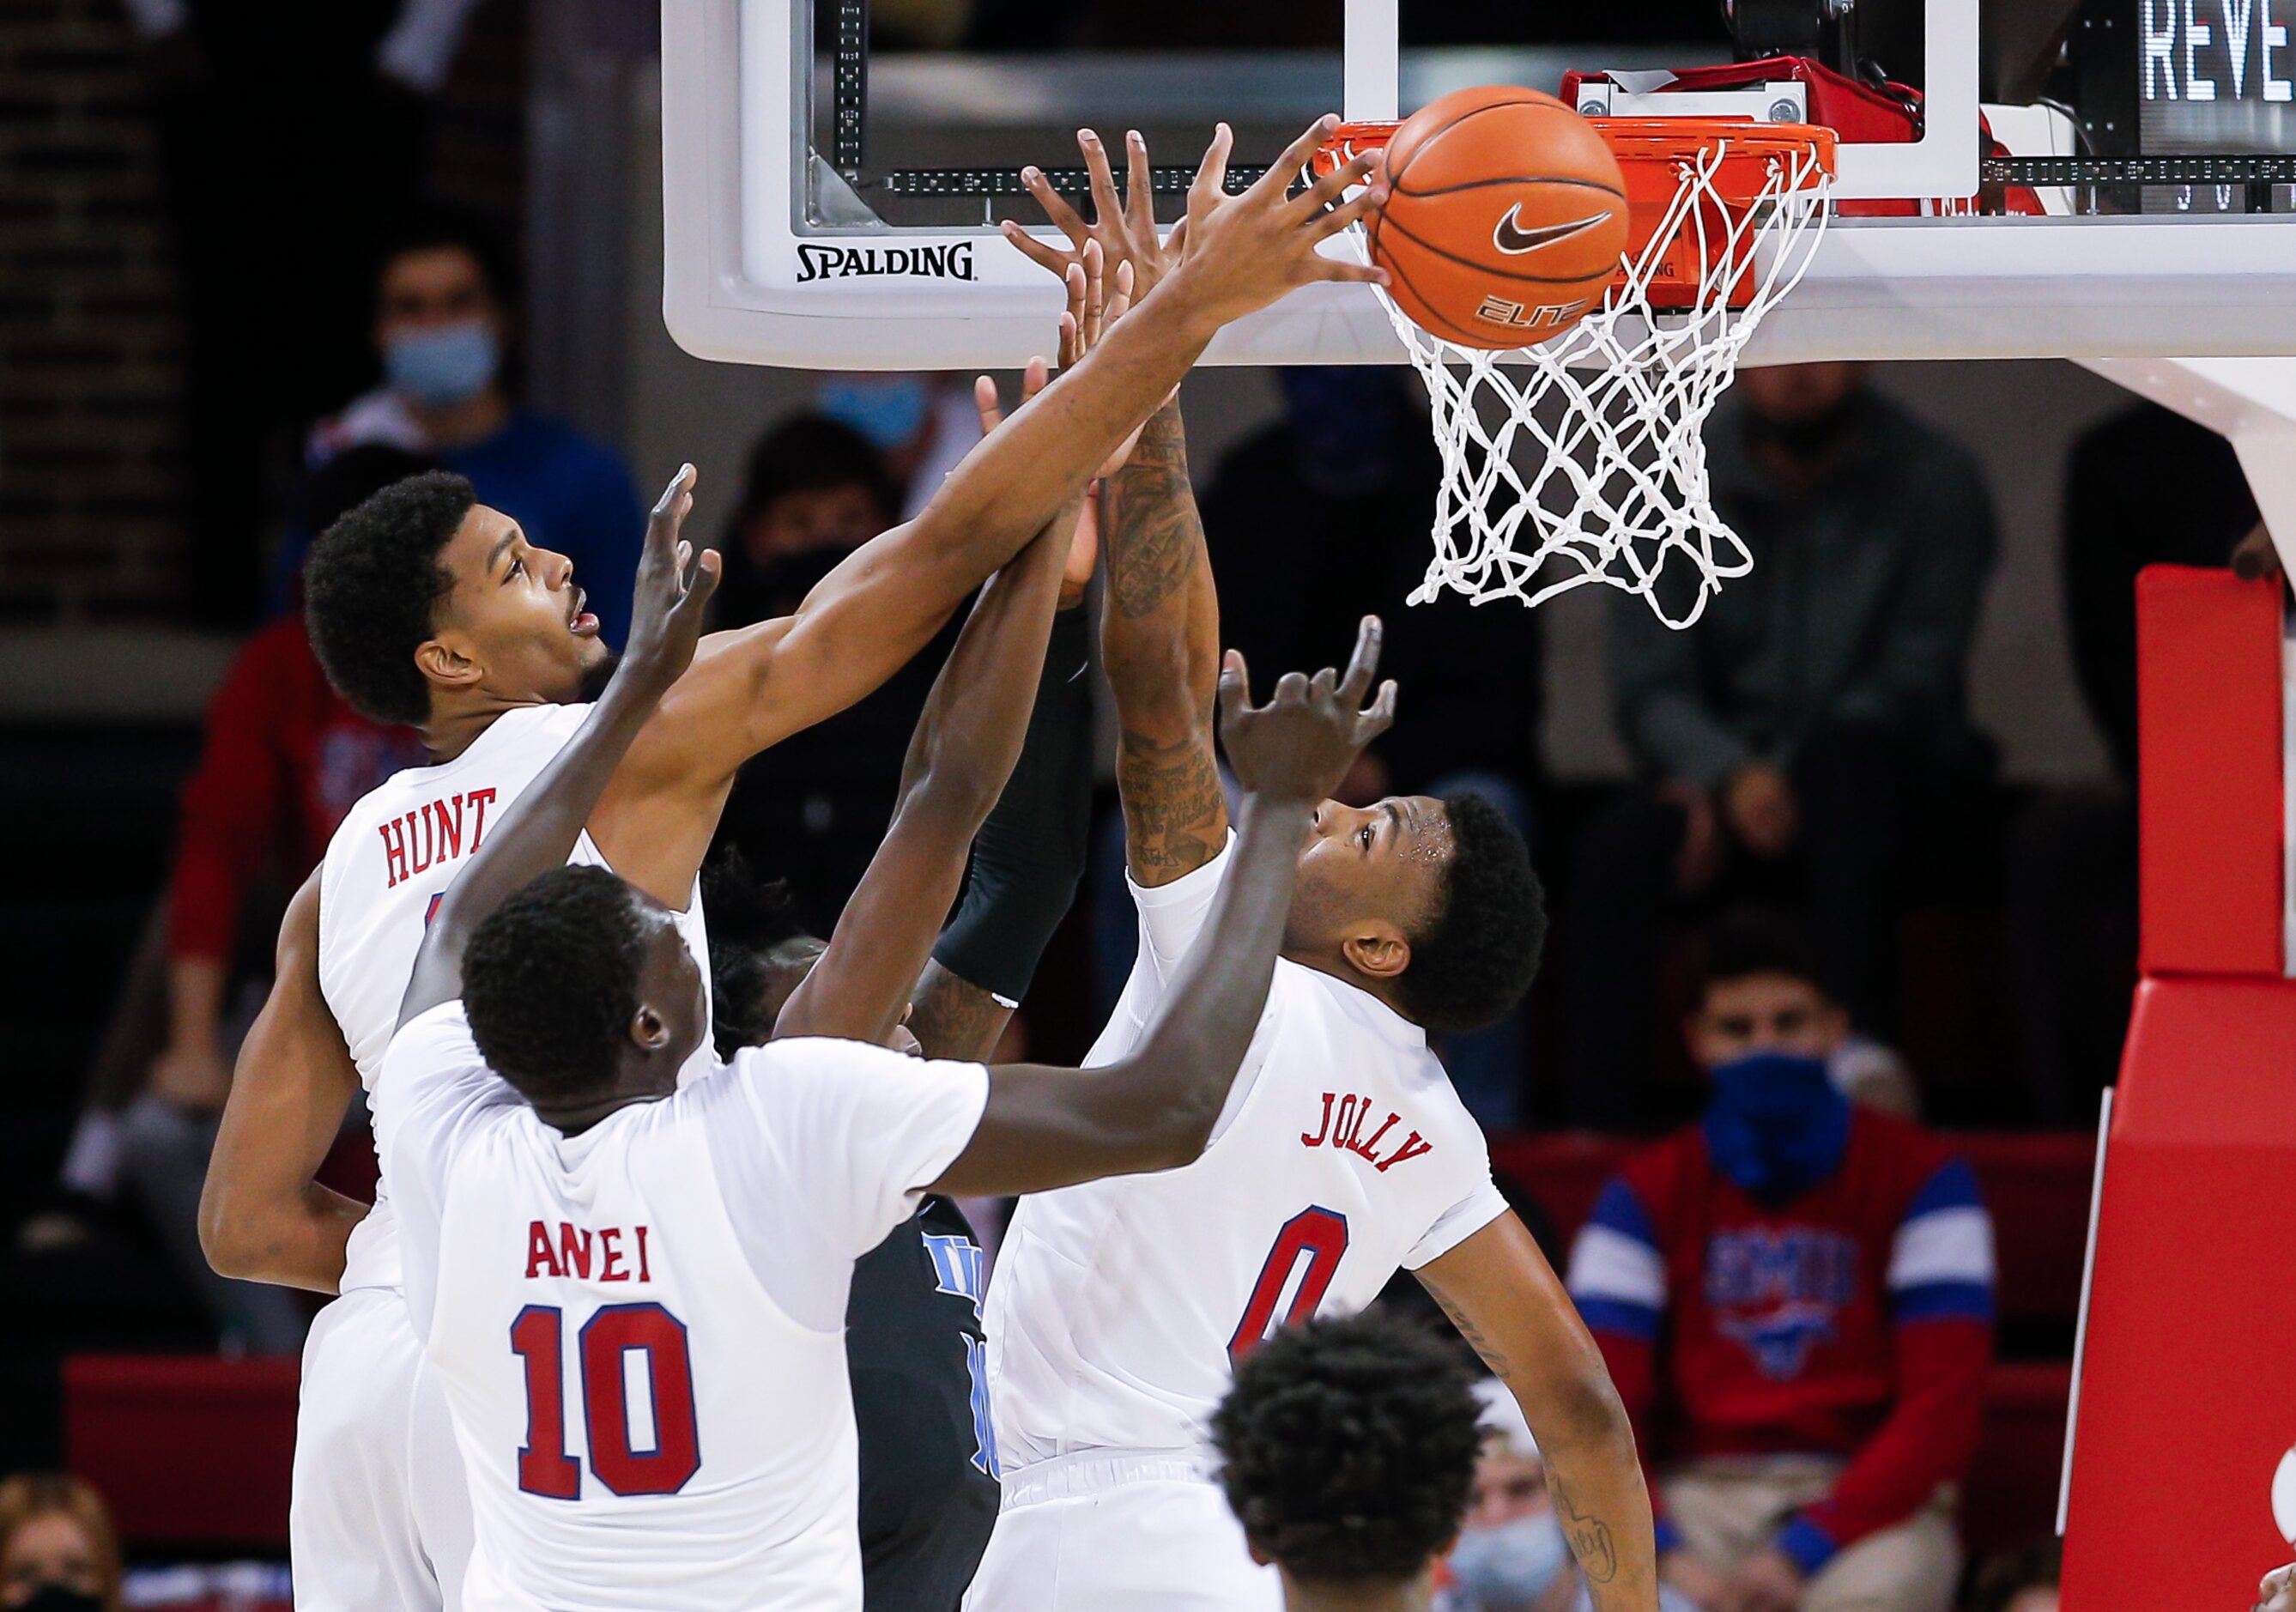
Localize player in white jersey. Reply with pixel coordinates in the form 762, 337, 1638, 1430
374, 494, 1398, 1609
197, 121, 1392, 1612
969, 135, 1660, 1612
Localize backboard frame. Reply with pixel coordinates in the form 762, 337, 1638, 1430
661, 0, 2296, 372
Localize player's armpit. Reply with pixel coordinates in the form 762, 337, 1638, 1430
1415, 1212, 1662, 1612
199, 872, 368, 1295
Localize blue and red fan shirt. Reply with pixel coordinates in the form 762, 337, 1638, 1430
1566, 1108, 1996, 1573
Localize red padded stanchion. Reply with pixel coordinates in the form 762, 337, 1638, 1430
2063, 564, 2296, 1607
2135, 565, 2282, 976
2061, 979, 2296, 1606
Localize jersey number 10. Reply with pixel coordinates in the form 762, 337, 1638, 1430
512, 1302, 701, 1499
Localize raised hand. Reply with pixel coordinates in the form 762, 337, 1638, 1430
1164, 116, 1389, 330
1217, 615, 1396, 806
622, 464, 721, 695
1006, 127, 1185, 300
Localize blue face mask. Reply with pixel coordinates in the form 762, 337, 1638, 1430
1448, 1512, 1572, 1609
385, 319, 500, 407
817, 375, 932, 451
1703, 1049, 1851, 1201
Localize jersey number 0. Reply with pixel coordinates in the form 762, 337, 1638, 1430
1227, 1207, 1350, 1361
511, 1302, 701, 1499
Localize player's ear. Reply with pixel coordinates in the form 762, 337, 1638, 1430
1340, 921, 1410, 980
415, 635, 484, 694
629, 1003, 670, 1053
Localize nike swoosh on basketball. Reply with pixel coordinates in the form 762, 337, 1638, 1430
1491, 204, 1611, 255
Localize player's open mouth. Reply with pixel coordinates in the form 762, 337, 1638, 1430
568, 588, 598, 638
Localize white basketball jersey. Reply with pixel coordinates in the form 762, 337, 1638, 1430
984, 836, 1510, 1471
376, 1005, 990, 1612
317, 703, 712, 1294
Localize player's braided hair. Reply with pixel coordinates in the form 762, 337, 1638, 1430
699, 848, 811, 1059
304, 470, 475, 725
1212, 1312, 1482, 1587
463, 864, 647, 1101
1394, 792, 1546, 1034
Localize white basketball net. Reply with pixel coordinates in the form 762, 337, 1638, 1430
1367, 137, 1832, 630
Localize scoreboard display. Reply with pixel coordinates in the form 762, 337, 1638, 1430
2138, 0, 2296, 152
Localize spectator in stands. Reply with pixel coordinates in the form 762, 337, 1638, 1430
0, 1472, 122, 1612
1568, 362, 1997, 1128
2011, 402, 2261, 1124
706, 415, 956, 931
55, 447, 432, 1356
1970, 1539, 2060, 1612
1443, 1381, 1699, 1612
129, 0, 481, 626
306, 208, 647, 647
1184, 365, 1546, 1128
815, 373, 984, 521
1566, 911, 1994, 1612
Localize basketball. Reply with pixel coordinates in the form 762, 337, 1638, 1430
1366, 85, 1630, 349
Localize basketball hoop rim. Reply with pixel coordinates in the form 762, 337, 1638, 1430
1319, 116, 1839, 206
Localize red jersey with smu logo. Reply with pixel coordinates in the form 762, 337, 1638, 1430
1566, 1109, 1996, 1563
984, 834, 1509, 1472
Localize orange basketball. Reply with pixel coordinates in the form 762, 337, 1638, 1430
1367, 86, 1630, 349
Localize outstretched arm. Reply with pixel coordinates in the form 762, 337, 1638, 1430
589, 118, 1387, 907
399, 474, 719, 1027
1102, 401, 1228, 884
199, 870, 367, 1294
930, 622, 1396, 1197
1416, 1214, 1661, 1612
906, 598, 1097, 1061
772, 496, 1078, 1046
1015, 131, 1227, 887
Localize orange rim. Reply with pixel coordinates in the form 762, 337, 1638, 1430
1318, 115, 1837, 204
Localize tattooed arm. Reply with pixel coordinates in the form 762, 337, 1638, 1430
1415, 1212, 1661, 1612
1102, 401, 1230, 885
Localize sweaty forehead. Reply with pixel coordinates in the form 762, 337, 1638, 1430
1394, 797, 1453, 867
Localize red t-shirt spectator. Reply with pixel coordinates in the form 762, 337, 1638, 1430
168, 620, 423, 967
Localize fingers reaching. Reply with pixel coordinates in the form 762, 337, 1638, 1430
651, 462, 697, 525
1216, 648, 1251, 724
1000, 216, 1071, 277
1251, 114, 1341, 200
1190, 122, 1235, 209
1080, 129, 1124, 238
1124, 130, 1156, 239
1337, 615, 1383, 705
1357, 679, 1397, 743
1022, 164, 1093, 255
973, 373, 1004, 435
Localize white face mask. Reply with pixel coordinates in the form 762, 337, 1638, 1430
1447, 1512, 1572, 1610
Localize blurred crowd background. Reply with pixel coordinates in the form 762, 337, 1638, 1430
2, 1, 2257, 1608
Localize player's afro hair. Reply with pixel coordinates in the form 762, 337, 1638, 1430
304, 470, 475, 726
1395, 793, 1546, 1035
463, 864, 647, 1102
699, 848, 812, 1060
1213, 1312, 1483, 1587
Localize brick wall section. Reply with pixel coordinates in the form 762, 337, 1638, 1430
0, 0, 186, 621
0, 1, 525, 626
